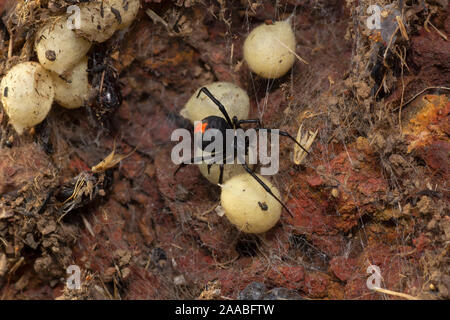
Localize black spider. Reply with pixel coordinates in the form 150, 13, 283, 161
174, 87, 309, 217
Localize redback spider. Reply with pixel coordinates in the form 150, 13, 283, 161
174, 87, 309, 217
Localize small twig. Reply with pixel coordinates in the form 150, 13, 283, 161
0, 237, 7, 248
398, 46, 406, 134
146, 9, 169, 29
393, 86, 450, 111
374, 72, 387, 98
99, 70, 106, 98
145, 9, 185, 37
81, 214, 95, 237
170, 243, 183, 250
371, 287, 419, 300
230, 42, 234, 69
424, 14, 448, 41
424, 13, 432, 33
200, 203, 219, 216
212, 253, 239, 269
427, 21, 448, 41
393, 45, 410, 72
144, 255, 151, 270
98, 276, 114, 300
383, 25, 399, 60
275, 38, 309, 65
7, 34, 13, 59
396, 16, 409, 41
8, 257, 24, 275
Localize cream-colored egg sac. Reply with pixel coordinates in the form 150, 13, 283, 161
51, 57, 89, 109
74, 0, 139, 42
0, 62, 54, 135
220, 173, 282, 233
199, 163, 249, 185
243, 20, 296, 79
180, 82, 250, 124
76, 1, 118, 43
35, 18, 91, 75
74, 0, 122, 43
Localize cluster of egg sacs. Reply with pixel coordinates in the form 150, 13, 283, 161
180, 19, 298, 234
0, 0, 140, 135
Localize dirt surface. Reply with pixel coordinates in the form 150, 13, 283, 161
0, 0, 449, 300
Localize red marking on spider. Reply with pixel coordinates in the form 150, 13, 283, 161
194, 122, 208, 134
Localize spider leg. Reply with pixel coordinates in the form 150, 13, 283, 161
208, 153, 232, 181
174, 157, 200, 177
218, 164, 225, 184
197, 87, 233, 127
241, 163, 294, 218
173, 153, 227, 177
254, 128, 310, 154
237, 119, 262, 127
207, 151, 216, 174
174, 153, 223, 177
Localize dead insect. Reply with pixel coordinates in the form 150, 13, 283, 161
57, 170, 113, 216
88, 43, 122, 126
91, 140, 136, 173
293, 124, 318, 165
